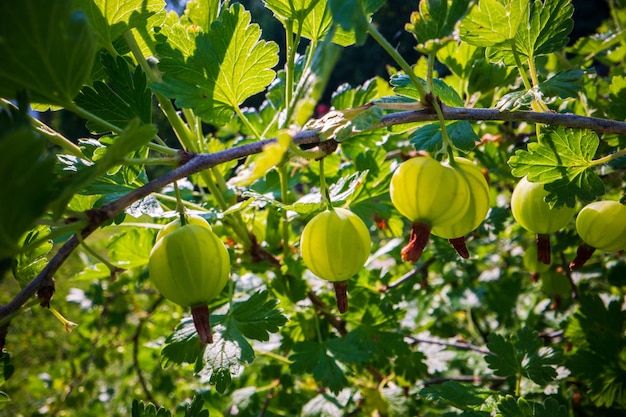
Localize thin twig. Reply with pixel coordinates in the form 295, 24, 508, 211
407, 335, 490, 355
386, 257, 437, 290
2, 105, 626, 323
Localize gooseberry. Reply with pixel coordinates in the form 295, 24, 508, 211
431, 158, 490, 258
390, 155, 471, 262
149, 221, 230, 344
155, 214, 212, 242
300, 207, 371, 313
570, 200, 626, 270
510, 176, 576, 265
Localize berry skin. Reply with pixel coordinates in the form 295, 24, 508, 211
390, 155, 471, 262
431, 158, 490, 258
510, 176, 576, 265
570, 200, 626, 270
149, 221, 230, 344
300, 207, 371, 313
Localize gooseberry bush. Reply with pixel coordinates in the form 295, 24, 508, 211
1, 0, 626, 415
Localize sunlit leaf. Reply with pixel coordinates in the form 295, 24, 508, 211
153, 4, 279, 125
0, 0, 97, 105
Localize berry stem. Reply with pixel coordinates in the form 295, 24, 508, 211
536, 234, 551, 265
569, 243, 596, 271
449, 237, 470, 259
401, 222, 431, 263
332, 281, 349, 314
191, 304, 213, 345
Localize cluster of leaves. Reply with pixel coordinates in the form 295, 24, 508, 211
0, 0, 626, 416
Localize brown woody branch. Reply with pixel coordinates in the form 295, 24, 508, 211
2, 105, 626, 325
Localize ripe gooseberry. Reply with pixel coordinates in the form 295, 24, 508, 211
390, 155, 470, 262
431, 158, 490, 258
300, 207, 371, 313
570, 200, 626, 270
510, 176, 576, 265
155, 214, 212, 242
149, 220, 230, 344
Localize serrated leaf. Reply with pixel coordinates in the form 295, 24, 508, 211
485, 327, 561, 386
75, 52, 152, 134
508, 127, 603, 207
391, 74, 464, 106
534, 398, 567, 417
515, 0, 573, 58
496, 90, 536, 111
409, 121, 477, 153
107, 228, 156, 268
538, 69, 585, 99
199, 322, 255, 394
225, 291, 288, 341
153, 4, 279, 125
76, 0, 165, 51
459, 0, 528, 47
406, 0, 472, 53
509, 127, 599, 182
289, 340, 349, 393
161, 317, 205, 368
181, 0, 220, 32
420, 381, 493, 411
542, 170, 604, 208
10, 226, 53, 288
0, 0, 97, 105
495, 395, 533, 417
328, 0, 385, 45
263, 0, 320, 22
131, 399, 172, 417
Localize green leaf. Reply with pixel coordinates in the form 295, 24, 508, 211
406, 0, 472, 53
107, 228, 156, 268
153, 4, 279, 125
0, 0, 96, 106
75, 52, 152, 134
51, 119, 157, 216
459, 0, 528, 47
196, 291, 287, 393
0, 352, 14, 389
181, 0, 220, 32
289, 340, 349, 393
495, 395, 533, 417
76, 0, 165, 52
508, 127, 603, 207
0, 121, 57, 259
161, 317, 205, 368
608, 75, 626, 120
200, 321, 255, 394
420, 381, 493, 412
515, 0, 574, 58
223, 291, 289, 342
391, 74, 464, 106
485, 327, 561, 386
10, 226, 53, 288
263, 0, 321, 22
131, 399, 172, 417
534, 398, 568, 417
409, 121, 477, 153
328, 0, 385, 45
538, 69, 585, 99
183, 396, 209, 417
